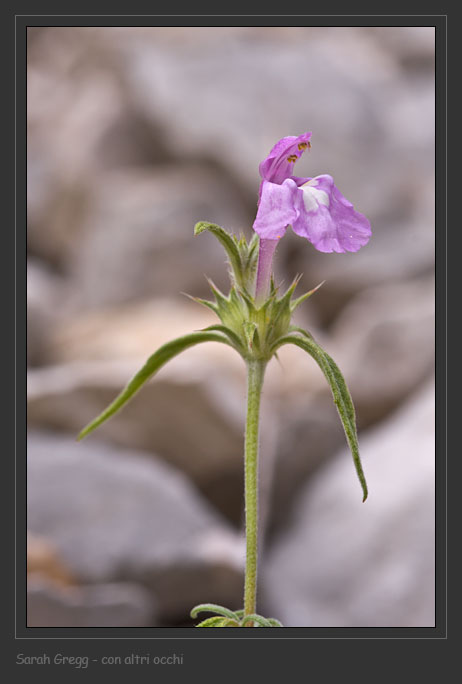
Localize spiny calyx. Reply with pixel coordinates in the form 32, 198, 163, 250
193, 222, 323, 361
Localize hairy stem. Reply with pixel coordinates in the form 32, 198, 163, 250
244, 359, 266, 625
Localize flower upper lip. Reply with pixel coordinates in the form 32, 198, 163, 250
259, 132, 313, 185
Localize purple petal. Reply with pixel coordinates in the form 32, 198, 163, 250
289, 175, 311, 187
255, 238, 279, 302
259, 133, 312, 184
253, 179, 299, 240
291, 175, 371, 253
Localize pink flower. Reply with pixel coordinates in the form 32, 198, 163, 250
253, 133, 371, 300
254, 133, 371, 253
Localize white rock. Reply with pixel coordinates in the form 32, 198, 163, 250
27, 578, 155, 627
263, 381, 435, 627
67, 166, 250, 307
328, 277, 435, 428
28, 432, 245, 620
27, 260, 67, 367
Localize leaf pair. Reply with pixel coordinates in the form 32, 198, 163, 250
191, 604, 283, 627
78, 324, 367, 503
195, 616, 240, 627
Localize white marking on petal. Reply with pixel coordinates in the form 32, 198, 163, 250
301, 183, 330, 212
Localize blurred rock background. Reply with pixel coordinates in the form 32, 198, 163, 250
27, 26, 435, 627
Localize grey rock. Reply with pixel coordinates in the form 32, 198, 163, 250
27, 260, 67, 367
268, 397, 346, 535
27, 34, 127, 267
261, 273, 433, 530
122, 27, 433, 234
67, 166, 250, 307
123, 28, 392, 191
291, 213, 435, 328
27, 578, 155, 627
328, 277, 435, 428
26, 297, 326, 528
119, 25, 434, 331
27, 431, 245, 621
27, 340, 248, 523
263, 381, 435, 627
27, 27, 170, 267
365, 26, 435, 66
27, 26, 435, 330
28, 28, 252, 280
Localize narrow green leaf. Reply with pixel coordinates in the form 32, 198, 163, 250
199, 324, 244, 352
240, 614, 272, 627
252, 326, 261, 353
283, 274, 303, 301
181, 292, 218, 315
246, 233, 259, 261
270, 275, 277, 296
270, 278, 299, 326
229, 286, 246, 312
238, 288, 257, 314
243, 321, 258, 350
78, 332, 232, 441
195, 616, 228, 627
194, 221, 243, 286
272, 333, 368, 502
290, 280, 325, 312
265, 277, 301, 338
266, 618, 283, 627
323, 351, 357, 427
241, 235, 259, 284
288, 325, 314, 339
206, 278, 229, 309
190, 603, 240, 621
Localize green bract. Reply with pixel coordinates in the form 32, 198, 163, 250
192, 222, 323, 362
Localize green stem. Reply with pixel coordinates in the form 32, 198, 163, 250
243, 359, 266, 626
